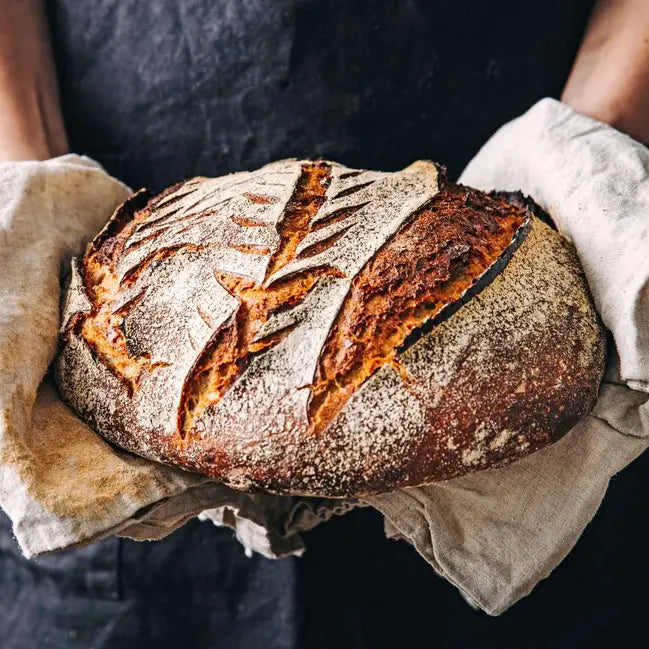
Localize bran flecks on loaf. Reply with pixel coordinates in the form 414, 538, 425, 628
55, 159, 605, 497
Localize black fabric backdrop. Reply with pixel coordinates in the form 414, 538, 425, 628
2, 1, 647, 647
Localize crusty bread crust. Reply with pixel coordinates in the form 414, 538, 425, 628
55, 159, 605, 497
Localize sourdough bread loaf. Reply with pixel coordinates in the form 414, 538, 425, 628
55, 159, 605, 497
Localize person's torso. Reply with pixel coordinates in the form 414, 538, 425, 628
49, 0, 594, 190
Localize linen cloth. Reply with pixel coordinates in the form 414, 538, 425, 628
1, 99, 647, 615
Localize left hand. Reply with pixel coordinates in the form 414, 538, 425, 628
561, 0, 649, 143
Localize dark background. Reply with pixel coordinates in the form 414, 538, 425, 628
3, 1, 645, 647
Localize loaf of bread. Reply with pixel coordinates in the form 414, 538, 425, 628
55, 159, 605, 497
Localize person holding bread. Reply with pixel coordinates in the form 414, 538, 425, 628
1, 1, 649, 647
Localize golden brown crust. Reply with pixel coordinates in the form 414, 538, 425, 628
178, 162, 338, 438
308, 185, 526, 432
55, 159, 605, 497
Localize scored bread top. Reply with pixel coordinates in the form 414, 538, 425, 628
55, 159, 605, 497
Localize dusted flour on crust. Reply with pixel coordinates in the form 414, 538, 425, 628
55, 159, 605, 497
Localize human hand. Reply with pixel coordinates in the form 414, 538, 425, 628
0, 0, 67, 161
562, 0, 649, 143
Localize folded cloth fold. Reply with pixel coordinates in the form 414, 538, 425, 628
2, 99, 648, 616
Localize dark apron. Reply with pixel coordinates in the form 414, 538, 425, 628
5, 1, 646, 647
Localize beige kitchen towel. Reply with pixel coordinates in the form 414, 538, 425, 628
367, 98, 649, 615
0, 155, 346, 559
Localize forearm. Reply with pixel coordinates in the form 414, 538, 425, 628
562, 0, 649, 142
0, 0, 67, 161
